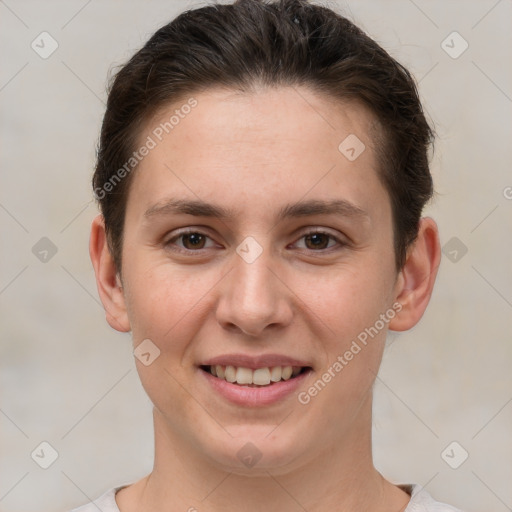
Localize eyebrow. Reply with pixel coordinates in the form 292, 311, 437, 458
143, 197, 369, 222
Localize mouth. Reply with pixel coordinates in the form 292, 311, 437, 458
199, 364, 311, 387
198, 354, 313, 406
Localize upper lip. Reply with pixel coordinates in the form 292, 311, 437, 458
200, 353, 312, 370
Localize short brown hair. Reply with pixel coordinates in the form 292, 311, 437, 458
93, 0, 435, 274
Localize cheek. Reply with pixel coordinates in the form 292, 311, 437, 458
122, 263, 209, 419
304, 264, 392, 339
122, 260, 215, 347
298, 261, 394, 397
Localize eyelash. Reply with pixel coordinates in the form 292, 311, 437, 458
164, 228, 346, 255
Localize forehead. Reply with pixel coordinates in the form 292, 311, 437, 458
125, 86, 388, 224
148, 85, 379, 158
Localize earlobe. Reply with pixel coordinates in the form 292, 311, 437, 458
89, 214, 131, 333
388, 217, 441, 332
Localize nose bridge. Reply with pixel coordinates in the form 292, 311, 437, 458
216, 237, 291, 336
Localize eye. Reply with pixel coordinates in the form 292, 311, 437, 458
164, 228, 346, 255
164, 230, 216, 253
293, 230, 345, 251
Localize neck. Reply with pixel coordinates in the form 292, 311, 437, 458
118, 392, 410, 512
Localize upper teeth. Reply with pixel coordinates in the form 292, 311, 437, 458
209, 365, 302, 385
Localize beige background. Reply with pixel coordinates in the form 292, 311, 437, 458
1, 1, 511, 511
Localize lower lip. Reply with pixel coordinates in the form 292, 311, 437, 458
199, 368, 311, 407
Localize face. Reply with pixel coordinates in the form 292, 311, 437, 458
114, 86, 403, 473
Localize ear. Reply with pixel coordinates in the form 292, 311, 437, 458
388, 217, 441, 331
89, 214, 131, 332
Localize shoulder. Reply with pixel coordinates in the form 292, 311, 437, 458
401, 483, 465, 512
69, 484, 130, 512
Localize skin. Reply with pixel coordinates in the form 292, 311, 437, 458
90, 86, 441, 512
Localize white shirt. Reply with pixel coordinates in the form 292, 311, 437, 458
70, 483, 464, 511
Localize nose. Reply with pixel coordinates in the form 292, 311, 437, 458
215, 245, 293, 338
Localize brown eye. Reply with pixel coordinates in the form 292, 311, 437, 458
294, 230, 342, 251
181, 232, 207, 250
304, 232, 331, 250
165, 230, 216, 253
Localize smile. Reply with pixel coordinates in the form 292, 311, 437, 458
198, 355, 313, 406
200, 364, 309, 386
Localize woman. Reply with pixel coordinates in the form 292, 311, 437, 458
75, 0, 463, 510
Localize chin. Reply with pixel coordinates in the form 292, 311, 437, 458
199, 423, 308, 475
